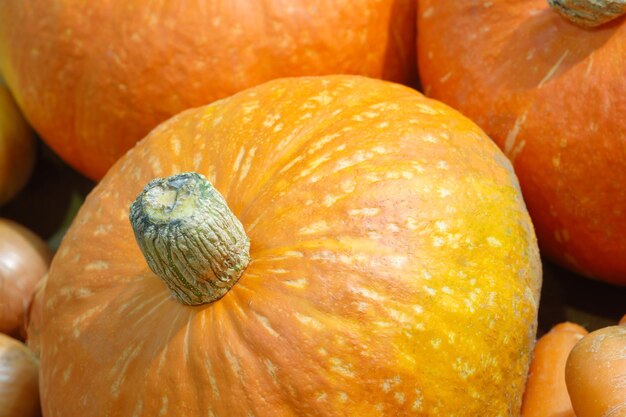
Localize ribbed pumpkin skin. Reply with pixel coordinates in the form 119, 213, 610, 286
417, 1, 626, 284
0, 0, 416, 180
36, 76, 541, 416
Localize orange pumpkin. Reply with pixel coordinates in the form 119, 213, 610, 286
565, 323, 626, 417
0, 0, 416, 180
0, 81, 36, 206
34, 76, 541, 416
520, 322, 588, 417
417, 0, 626, 284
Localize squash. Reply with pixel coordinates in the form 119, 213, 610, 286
0, 333, 40, 417
565, 323, 626, 417
0, 0, 417, 180
0, 218, 52, 339
417, 0, 626, 285
0, 81, 36, 206
520, 322, 588, 417
34, 75, 541, 416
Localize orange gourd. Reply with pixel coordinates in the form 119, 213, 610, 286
0, 0, 416, 180
0, 81, 36, 206
34, 76, 541, 416
0, 219, 52, 339
417, 0, 626, 285
521, 322, 588, 417
565, 323, 626, 417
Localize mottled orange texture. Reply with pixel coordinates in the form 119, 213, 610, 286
565, 324, 626, 417
521, 322, 588, 417
0, 0, 416, 180
417, 0, 626, 285
32, 76, 541, 416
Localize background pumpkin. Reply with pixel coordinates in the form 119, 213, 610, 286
565, 322, 626, 417
0, 0, 416, 180
521, 322, 587, 417
0, 80, 36, 206
417, 0, 626, 285
34, 75, 541, 416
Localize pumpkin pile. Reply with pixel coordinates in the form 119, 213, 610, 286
521, 315, 626, 417
0, 1, 624, 416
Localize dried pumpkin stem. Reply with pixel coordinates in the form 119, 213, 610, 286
129, 172, 250, 305
548, 0, 626, 27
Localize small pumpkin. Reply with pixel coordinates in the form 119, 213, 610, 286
35, 76, 541, 416
0, 218, 52, 339
0, 81, 36, 206
565, 322, 626, 417
0, 0, 417, 180
417, 0, 626, 284
0, 333, 40, 417
521, 322, 588, 417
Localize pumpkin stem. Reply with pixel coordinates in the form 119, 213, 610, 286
129, 172, 250, 305
548, 0, 626, 27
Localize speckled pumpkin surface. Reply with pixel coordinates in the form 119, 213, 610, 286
417, 0, 626, 285
0, 0, 416, 180
34, 76, 541, 416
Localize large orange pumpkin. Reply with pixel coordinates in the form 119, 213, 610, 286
417, 0, 626, 284
0, 0, 416, 180
34, 76, 541, 416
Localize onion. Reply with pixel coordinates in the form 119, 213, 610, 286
0, 219, 51, 339
0, 333, 40, 417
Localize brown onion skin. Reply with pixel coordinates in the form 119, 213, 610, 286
0, 333, 40, 417
24, 275, 47, 357
0, 219, 51, 339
